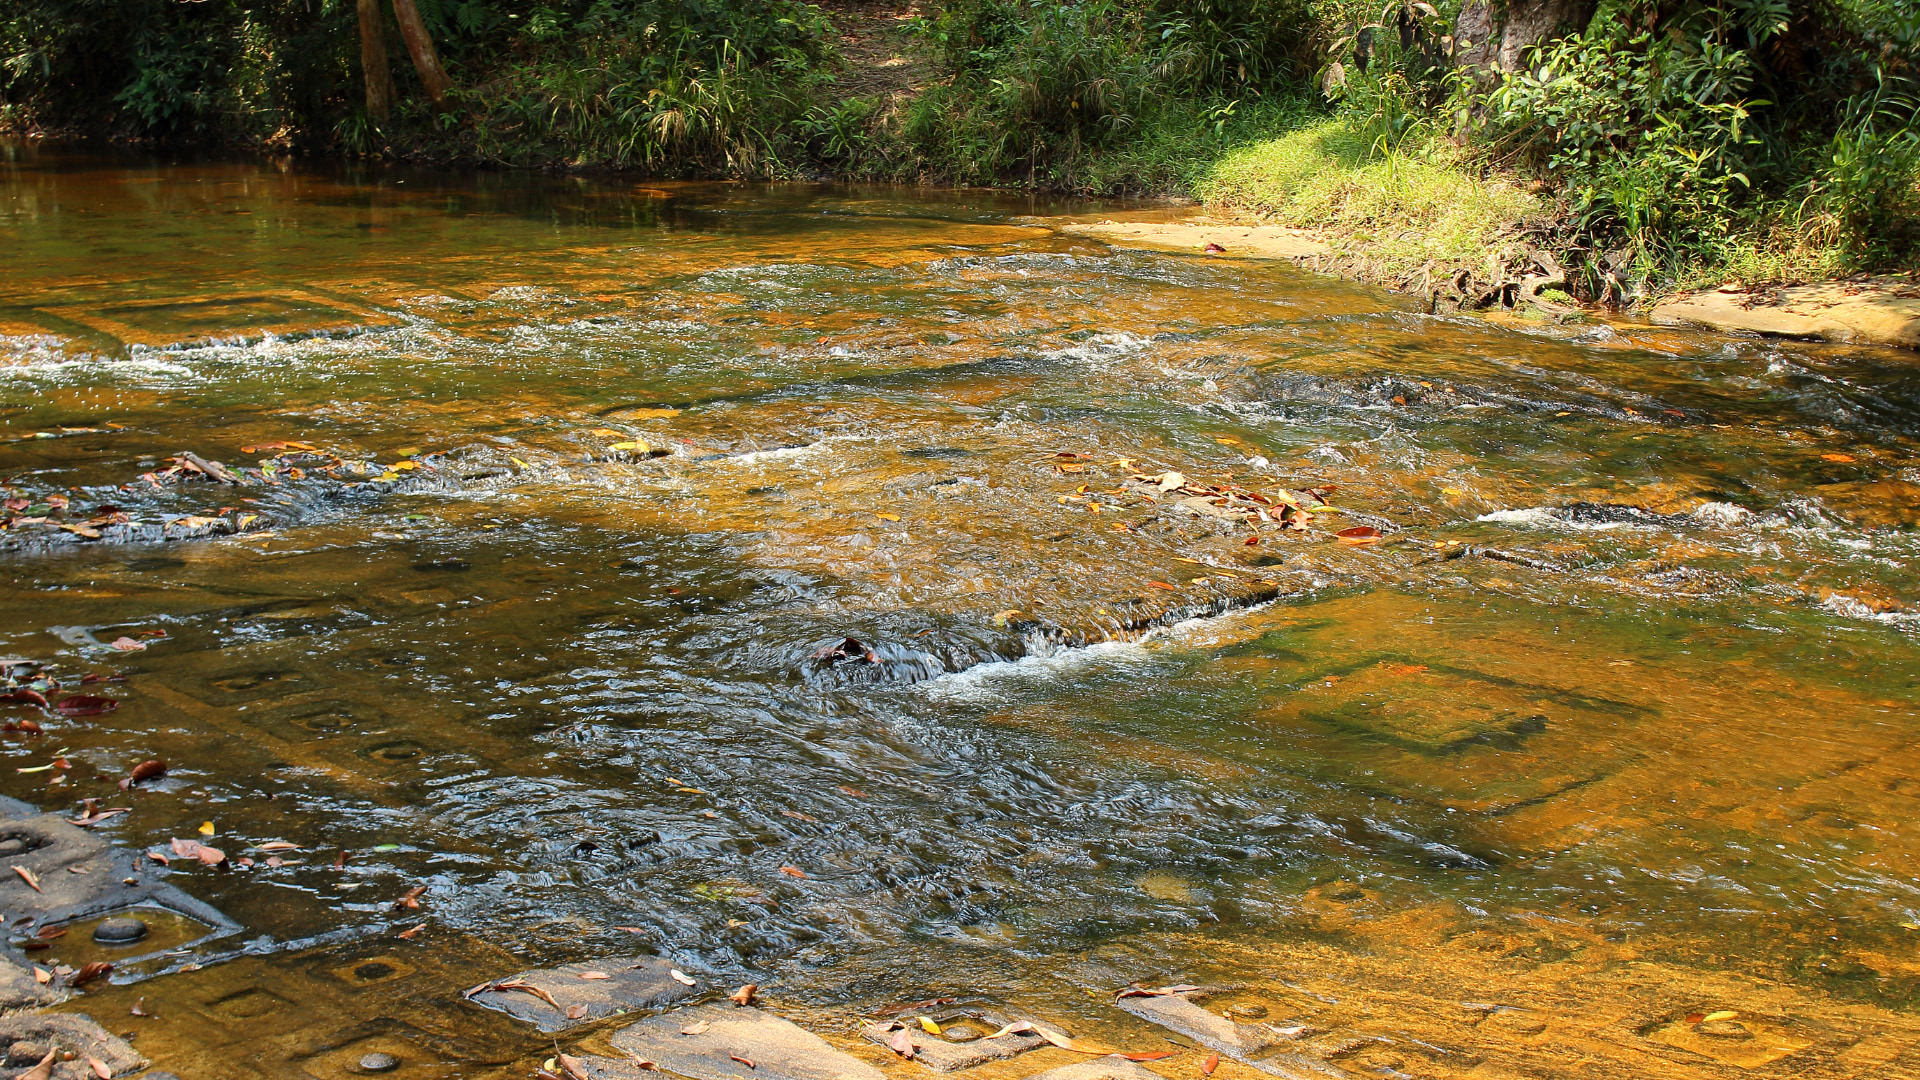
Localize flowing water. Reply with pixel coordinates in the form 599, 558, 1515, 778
2, 141, 1919, 1078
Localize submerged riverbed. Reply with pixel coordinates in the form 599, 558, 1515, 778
2, 142, 1919, 1078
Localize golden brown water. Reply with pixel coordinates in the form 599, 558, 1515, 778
2, 141, 1919, 1078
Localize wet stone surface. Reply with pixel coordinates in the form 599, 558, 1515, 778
466, 956, 697, 1033
91, 917, 148, 944
0, 1014, 145, 1079
602, 1004, 887, 1080
859, 1014, 1050, 1071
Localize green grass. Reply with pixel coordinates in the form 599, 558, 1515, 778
1197, 119, 1547, 278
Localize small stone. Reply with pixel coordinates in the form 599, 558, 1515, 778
94, 917, 150, 944
359, 1051, 401, 1072
1227, 1004, 1266, 1020
942, 1025, 981, 1043
1696, 1020, 1751, 1040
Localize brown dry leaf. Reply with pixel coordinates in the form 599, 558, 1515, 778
333, 849, 349, 869
170, 838, 201, 859
729, 1053, 756, 1069
984, 1022, 1034, 1039
729, 983, 758, 1007
109, 636, 146, 652
836, 786, 867, 799
196, 845, 227, 867
625, 1055, 659, 1070
1146, 581, 1178, 591
131, 997, 149, 1017
566, 1004, 591, 1020
31, 966, 48, 985
1115, 984, 1200, 999
779, 866, 807, 878
397, 922, 427, 939
1334, 525, 1382, 545
780, 810, 818, 824
494, 979, 562, 1009
578, 971, 612, 980
888, 1029, 917, 1058
87, 1058, 111, 1080
393, 885, 428, 909
121, 759, 167, 789
70, 960, 112, 986
13, 866, 40, 892
18, 1047, 56, 1080
146, 851, 169, 866
681, 1021, 712, 1036
257, 841, 299, 852
1203, 1053, 1220, 1076
557, 1053, 593, 1080
1822, 453, 1856, 462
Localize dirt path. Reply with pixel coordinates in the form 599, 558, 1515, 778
819, 0, 938, 102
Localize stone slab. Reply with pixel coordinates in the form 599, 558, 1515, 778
0, 1014, 146, 1079
0, 953, 64, 1011
608, 1003, 886, 1080
1018, 1061, 1165, 1080
1652, 280, 1920, 350
1113, 993, 1345, 1078
858, 1014, 1049, 1072
466, 956, 697, 1034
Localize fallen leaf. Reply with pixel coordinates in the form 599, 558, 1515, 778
578, 971, 611, 980
875, 512, 900, 522
18, 1048, 56, 1080
196, 846, 227, 867
1203, 242, 1226, 254
1684, 1012, 1705, 1024
1203, 1053, 1220, 1076
1116, 984, 1202, 999
1335, 525, 1382, 545
1702, 1010, 1737, 1022
146, 851, 169, 865
13, 866, 40, 892
729, 984, 758, 1006
779, 866, 807, 878
681, 1021, 712, 1035
1146, 581, 1178, 591
109, 637, 146, 652
1155, 472, 1186, 491
1, 688, 49, 709
333, 849, 349, 869
609, 441, 652, 454
87, 1058, 110, 1080
393, 885, 428, 909
398, 923, 427, 939
917, 1015, 942, 1035
56, 695, 118, 717
121, 759, 167, 789
1031, 1025, 1116, 1055
70, 960, 111, 986
1821, 453, 1855, 462
984, 1022, 1034, 1039
258, 841, 299, 851
558, 1053, 593, 1080
837, 786, 867, 799
1117, 1052, 1177, 1061
567, 1004, 590, 1020
670, 969, 697, 986
888, 1029, 916, 1058
32, 966, 48, 984
614, 926, 647, 933
729, 1053, 756, 1069
781, 810, 818, 824
625, 1056, 659, 1070
198, 821, 215, 836
493, 978, 561, 1009
170, 837, 202, 859
131, 997, 148, 1016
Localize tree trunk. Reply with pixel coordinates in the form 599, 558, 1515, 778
1454, 0, 1599, 77
356, 0, 395, 121
388, 0, 453, 111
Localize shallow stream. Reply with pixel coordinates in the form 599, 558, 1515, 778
2, 142, 1918, 1078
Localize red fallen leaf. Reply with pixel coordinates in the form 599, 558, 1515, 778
625, 1057, 659, 1071
779, 866, 807, 878
1203, 243, 1226, 254
69, 960, 112, 986
136, 629, 168, 638
1243, 535, 1260, 545
333, 849, 350, 869
398, 923, 427, 939
1685, 1012, 1704, 1024
108, 637, 146, 652
35, 925, 65, 940
121, 759, 167, 789
88, 1058, 111, 1080
1146, 581, 1178, 591
393, 885, 427, 909
1334, 526, 1382, 545
1203, 1053, 1220, 1076
196, 845, 227, 867
888, 1029, 916, 1058
146, 851, 169, 866
567, 1003, 590, 1020
170, 838, 201, 859
729, 983, 758, 1007
1, 689, 49, 709
14, 866, 41, 892
55, 695, 117, 717
729, 1053, 756, 1069
1116, 1052, 1178, 1061
15, 718, 42, 734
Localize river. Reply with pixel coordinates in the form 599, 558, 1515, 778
2, 141, 1918, 1078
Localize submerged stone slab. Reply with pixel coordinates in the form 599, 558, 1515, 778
0, 1013, 147, 1079
1114, 993, 1344, 1079
466, 956, 697, 1033
858, 1014, 1049, 1072
1652, 280, 1920, 350
608, 1003, 886, 1080
1019, 1060, 1165, 1080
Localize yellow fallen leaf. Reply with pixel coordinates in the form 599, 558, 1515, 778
917, 1016, 942, 1035
510, 457, 529, 469
1441, 487, 1463, 496
391, 460, 419, 471
198, 821, 215, 836
590, 428, 622, 437
876, 512, 900, 522
624, 407, 680, 419
610, 440, 651, 453
1702, 1010, 1737, 1022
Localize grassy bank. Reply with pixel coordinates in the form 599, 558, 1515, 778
4, 0, 1915, 306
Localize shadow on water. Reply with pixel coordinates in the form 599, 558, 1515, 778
2, 142, 1919, 1077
